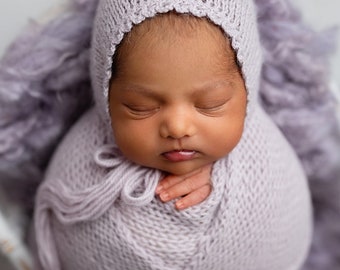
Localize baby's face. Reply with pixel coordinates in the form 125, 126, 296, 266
109, 17, 247, 175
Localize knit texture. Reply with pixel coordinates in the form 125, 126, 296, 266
35, 107, 311, 270
34, 0, 312, 269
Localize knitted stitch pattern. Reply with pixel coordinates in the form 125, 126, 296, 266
34, 0, 313, 269
35, 107, 311, 270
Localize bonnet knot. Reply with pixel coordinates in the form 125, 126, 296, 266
94, 144, 161, 206
35, 143, 161, 270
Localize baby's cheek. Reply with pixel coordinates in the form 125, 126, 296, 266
113, 131, 149, 163
204, 120, 244, 157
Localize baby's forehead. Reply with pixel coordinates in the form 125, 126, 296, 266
124, 12, 227, 46
115, 12, 238, 69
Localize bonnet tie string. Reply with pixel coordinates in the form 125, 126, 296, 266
35, 144, 161, 270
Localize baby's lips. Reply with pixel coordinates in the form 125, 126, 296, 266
162, 150, 197, 162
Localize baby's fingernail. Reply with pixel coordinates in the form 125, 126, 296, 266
176, 201, 185, 210
160, 192, 169, 202
156, 185, 163, 194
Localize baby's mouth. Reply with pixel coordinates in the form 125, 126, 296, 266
162, 150, 197, 162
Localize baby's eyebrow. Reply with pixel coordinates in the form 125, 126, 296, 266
121, 84, 158, 97
192, 80, 233, 94
121, 80, 233, 97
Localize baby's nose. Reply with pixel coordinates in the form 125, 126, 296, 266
159, 110, 196, 139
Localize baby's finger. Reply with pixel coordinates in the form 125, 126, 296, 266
175, 184, 212, 210
156, 174, 186, 195
158, 172, 210, 203
156, 164, 211, 195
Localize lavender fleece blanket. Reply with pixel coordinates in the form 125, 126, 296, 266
0, 0, 339, 269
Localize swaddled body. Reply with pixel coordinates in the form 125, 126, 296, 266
33, 0, 312, 269
38, 105, 311, 270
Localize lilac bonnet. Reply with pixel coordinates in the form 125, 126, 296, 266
90, 0, 263, 123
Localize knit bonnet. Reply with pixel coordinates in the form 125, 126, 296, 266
90, 0, 263, 123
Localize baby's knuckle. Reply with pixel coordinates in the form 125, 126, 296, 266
185, 178, 196, 191
197, 187, 210, 201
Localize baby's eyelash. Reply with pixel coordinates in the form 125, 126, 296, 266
194, 99, 231, 117
195, 100, 229, 111
123, 104, 159, 116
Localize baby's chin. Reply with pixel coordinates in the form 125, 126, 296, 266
152, 161, 212, 176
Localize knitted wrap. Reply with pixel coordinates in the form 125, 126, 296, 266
35, 107, 312, 270
33, 0, 312, 269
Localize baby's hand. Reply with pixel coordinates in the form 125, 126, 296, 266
155, 164, 213, 210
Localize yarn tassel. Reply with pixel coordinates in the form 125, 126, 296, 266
34, 144, 160, 269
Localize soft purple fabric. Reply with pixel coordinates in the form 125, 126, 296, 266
0, 0, 97, 206
256, 2, 340, 268
0, 0, 339, 268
